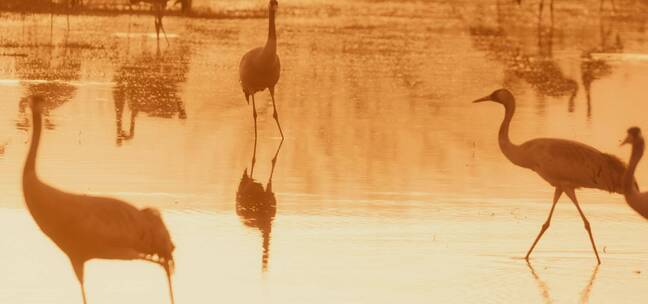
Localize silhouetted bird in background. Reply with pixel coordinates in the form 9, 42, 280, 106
474, 89, 634, 264
22, 95, 176, 304
239, 0, 284, 141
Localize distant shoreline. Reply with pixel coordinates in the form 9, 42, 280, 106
0, 4, 266, 20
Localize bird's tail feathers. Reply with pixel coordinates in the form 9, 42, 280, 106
140, 208, 175, 265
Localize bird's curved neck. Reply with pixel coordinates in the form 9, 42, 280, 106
625, 141, 644, 195
264, 6, 277, 56
23, 108, 42, 180
498, 102, 523, 166
624, 141, 648, 219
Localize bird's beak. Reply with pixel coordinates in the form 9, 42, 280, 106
472, 95, 491, 103
621, 135, 632, 146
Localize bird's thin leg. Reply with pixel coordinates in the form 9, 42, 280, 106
564, 188, 601, 264
163, 261, 175, 304
269, 87, 284, 140
525, 188, 562, 260
251, 94, 258, 177
71, 259, 87, 304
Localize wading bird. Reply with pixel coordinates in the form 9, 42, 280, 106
22, 95, 176, 304
239, 0, 284, 144
474, 89, 633, 264
130, 0, 175, 45
621, 127, 648, 219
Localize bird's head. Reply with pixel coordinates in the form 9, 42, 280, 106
270, 0, 278, 12
622, 127, 644, 147
472, 88, 515, 107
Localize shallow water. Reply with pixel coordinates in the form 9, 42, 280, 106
2, 1, 648, 303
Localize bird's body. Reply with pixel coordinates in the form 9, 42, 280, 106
508, 138, 627, 193
22, 95, 175, 304
475, 89, 632, 264
239, 0, 284, 140
240, 46, 281, 98
621, 127, 648, 219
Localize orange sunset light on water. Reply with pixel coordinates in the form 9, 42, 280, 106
1, 0, 648, 303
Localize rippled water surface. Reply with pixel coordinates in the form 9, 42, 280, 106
2, 1, 648, 303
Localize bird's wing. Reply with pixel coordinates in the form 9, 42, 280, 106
64, 195, 173, 260
521, 138, 628, 193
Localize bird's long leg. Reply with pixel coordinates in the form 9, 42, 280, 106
564, 188, 601, 264
163, 261, 175, 304
525, 188, 562, 260
155, 5, 170, 46
251, 94, 258, 177
71, 259, 87, 304
268, 87, 284, 140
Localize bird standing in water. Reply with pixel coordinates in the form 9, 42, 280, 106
22, 95, 176, 304
239, 0, 284, 147
621, 127, 648, 219
474, 89, 633, 264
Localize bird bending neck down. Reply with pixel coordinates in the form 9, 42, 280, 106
621, 127, 648, 219
22, 95, 176, 304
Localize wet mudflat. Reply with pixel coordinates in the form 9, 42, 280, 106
2, 0, 648, 303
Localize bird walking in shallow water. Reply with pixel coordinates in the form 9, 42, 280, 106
474, 89, 632, 264
621, 127, 648, 219
239, 0, 284, 145
22, 95, 176, 304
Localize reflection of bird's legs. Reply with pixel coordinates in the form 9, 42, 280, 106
526, 188, 562, 260
526, 261, 551, 304
564, 188, 601, 264
251, 94, 258, 177
269, 137, 283, 182
269, 87, 284, 140
580, 265, 600, 303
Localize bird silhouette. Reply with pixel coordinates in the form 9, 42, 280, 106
22, 95, 176, 304
129, 0, 176, 45
113, 46, 189, 145
239, 0, 284, 143
474, 89, 633, 264
236, 134, 282, 272
620, 127, 648, 219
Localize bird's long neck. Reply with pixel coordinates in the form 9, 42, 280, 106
23, 107, 42, 180
263, 6, 277, 57
498, 101, 525, 167
625, 141, 644, 195
624, 140, 648, 219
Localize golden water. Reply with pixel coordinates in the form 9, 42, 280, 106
1, 1, 648, 303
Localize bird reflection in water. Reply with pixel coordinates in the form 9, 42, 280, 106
236, 140, 282, 272
112, 44, 189, 145
580, 12, 622, 119
469, 4, 577, 114
526, 261, 599, 304
14, 33, 81, 130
